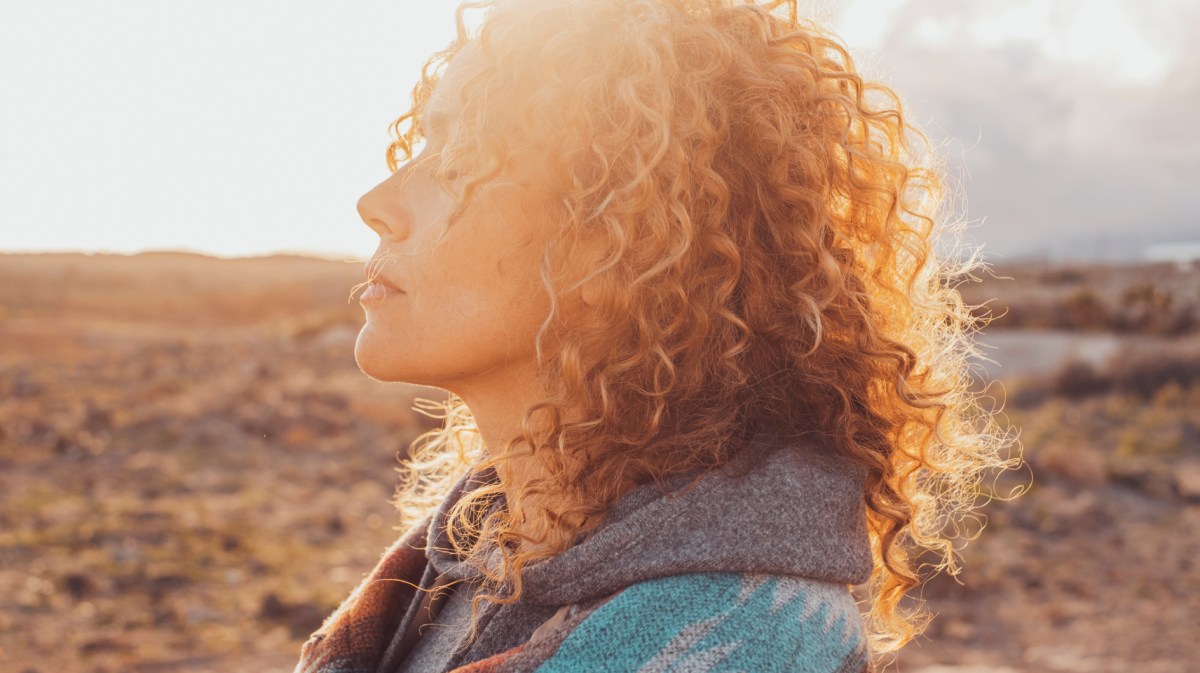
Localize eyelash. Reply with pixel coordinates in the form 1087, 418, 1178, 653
416, 148, 460, 182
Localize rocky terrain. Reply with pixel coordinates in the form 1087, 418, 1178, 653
1, 252, 1197, 672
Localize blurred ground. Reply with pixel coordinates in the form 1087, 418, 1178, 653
1, 252, 1197, 673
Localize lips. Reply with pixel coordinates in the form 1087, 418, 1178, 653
363, 258, 404, 294
370, 277, 403, 293
359, 261, 405, 304
359, 282, 393, 303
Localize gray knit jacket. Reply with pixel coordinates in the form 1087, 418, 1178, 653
297, 430, 875, 673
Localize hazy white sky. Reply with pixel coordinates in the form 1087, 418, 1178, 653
2, 0, 1196, 261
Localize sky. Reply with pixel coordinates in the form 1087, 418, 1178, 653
1, 0, 1196, 263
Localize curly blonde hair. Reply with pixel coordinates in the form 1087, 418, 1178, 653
379, 0, 1020, 665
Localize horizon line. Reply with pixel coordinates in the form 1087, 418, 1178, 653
0, 246, 367, 263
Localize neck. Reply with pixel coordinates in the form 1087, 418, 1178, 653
448, 358, 545, 456
451, 367, 629, 555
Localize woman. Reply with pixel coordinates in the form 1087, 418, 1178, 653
297, 0, 1017, 671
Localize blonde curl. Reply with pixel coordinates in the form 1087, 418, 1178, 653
382, 0, 1022, 667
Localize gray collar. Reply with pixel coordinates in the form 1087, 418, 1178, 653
424, 431, 872, 606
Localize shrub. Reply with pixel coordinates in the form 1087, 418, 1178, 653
1052, 360, 1110, 399
1108, 350, 1200, 398
1059, 288, 1109, 331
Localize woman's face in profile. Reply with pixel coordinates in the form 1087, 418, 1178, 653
353, 45, 557, 394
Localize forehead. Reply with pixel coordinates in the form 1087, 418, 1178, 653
424, 43, 486, 129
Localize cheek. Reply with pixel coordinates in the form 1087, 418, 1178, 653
452, 221, 547, 307
441, 242, 552, 350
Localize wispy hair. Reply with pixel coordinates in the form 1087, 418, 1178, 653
377, 0, 1021, 665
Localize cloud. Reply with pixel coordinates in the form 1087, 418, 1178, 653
838, 0, 1200, 260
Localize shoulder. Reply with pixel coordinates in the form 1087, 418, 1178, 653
533, 572, 869, 673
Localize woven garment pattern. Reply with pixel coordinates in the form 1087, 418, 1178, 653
528, 572, 868, 673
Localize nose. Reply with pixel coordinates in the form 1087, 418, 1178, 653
356, 171, 412, 239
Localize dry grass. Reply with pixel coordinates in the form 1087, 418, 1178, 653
0, 253, 440, 672
962, 260, 1199, 336
2, 253, 1197, 673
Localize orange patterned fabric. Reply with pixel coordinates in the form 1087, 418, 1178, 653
294, 515, 433, 673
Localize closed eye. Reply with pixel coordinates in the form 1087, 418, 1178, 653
410, 146, 462, 194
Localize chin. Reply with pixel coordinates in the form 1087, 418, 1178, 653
353, 323, 401, 382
